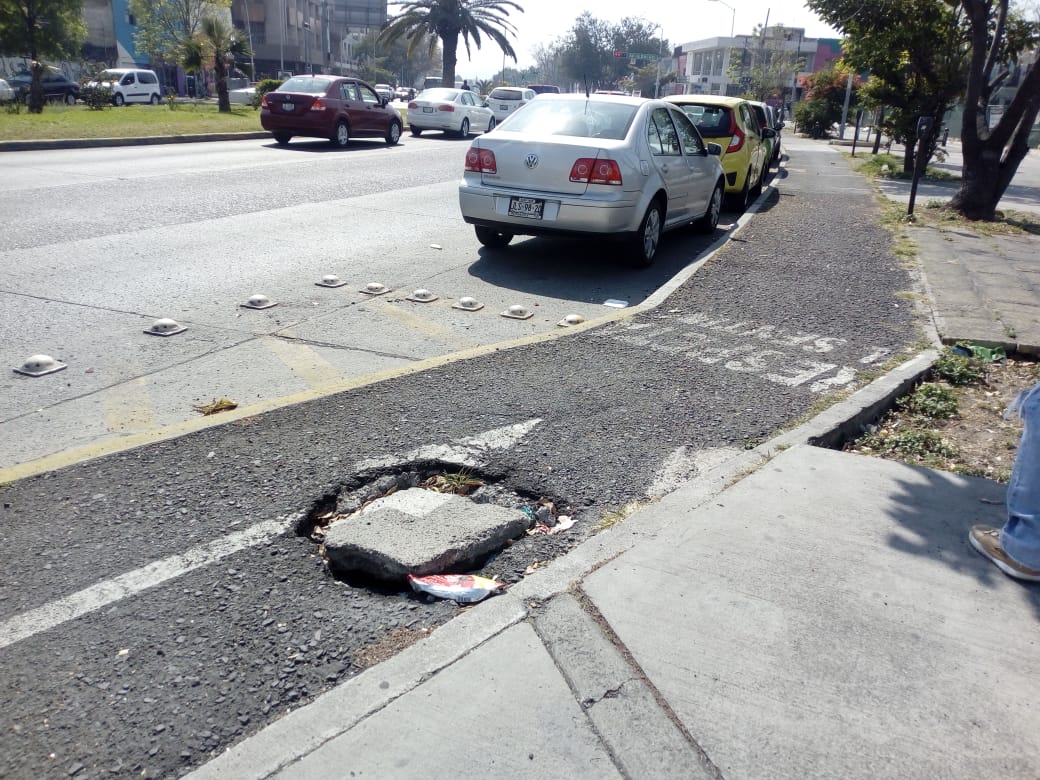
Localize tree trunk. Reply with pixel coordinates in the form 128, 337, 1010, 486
216, 57, 230, 113
441, 30, 459, 89
902, 142, 914, 175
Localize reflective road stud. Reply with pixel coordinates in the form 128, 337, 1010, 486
143, 318, 187, 337
557, 314, 585, 327
14, 354, 67, 377
452, 296, 484, 312
241, 294, 277, 310
360, 282, 389, 296
406, 289, 438, 303
315, 274, 348, 288
500, 304, 533, 320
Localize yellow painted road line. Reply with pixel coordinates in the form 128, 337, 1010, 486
262, 336, 345, 388
103, 377, 158, 434
370, 299, 475, 350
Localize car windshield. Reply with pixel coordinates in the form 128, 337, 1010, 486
419, 88, 459, 101
278, 77, 331, 93
497, 98, 637, 140
678, 105, 732, 138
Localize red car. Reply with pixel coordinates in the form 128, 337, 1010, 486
260, 75, 403, 147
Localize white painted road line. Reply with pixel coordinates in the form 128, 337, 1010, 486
0, 517, 293, 650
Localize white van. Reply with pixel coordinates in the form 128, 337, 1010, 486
88, 68, 162, 105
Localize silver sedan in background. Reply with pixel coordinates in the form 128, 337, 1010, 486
407, 88, 496, 138
458, 94, 725, 267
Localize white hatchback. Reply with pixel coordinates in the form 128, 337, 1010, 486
87, 68, 162, 105
487, 87, 535, 124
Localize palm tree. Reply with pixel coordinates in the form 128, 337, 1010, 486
379, 0, 523, 91
181, 15, 251, 113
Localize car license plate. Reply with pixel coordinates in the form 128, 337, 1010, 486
499, 105, 508, 111
422, 106, 434, 113
508, 197, 544, 220
282, 102, 294, 111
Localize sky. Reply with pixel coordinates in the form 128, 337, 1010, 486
390, 1, 843, 81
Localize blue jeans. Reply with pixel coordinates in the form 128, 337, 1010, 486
1002, 380, 1040, 569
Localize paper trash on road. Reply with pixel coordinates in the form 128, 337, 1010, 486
407, 573, 504, 603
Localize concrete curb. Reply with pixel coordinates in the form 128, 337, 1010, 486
0, 131, 271, 152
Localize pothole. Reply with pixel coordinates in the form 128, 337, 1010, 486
297, 461, 576, 594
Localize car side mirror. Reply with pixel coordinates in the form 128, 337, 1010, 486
762, 127, 776, 138
776, 121, 785, 130
482, 100, 490, 107
706, 142, 723, 156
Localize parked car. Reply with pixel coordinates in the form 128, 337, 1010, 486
85, 68, 162, 105
0, 78, 14, 104
486, 86, 536, 125
527, 84, 561, 95
374, 83, 393, 102
7, 70, 79, 105
664, 94, 772, 212
750, 100, 784, 163
406, 88, 495, 137
458, 94, 725, 267
394, 86, 415, 102
260, 74, 403, 147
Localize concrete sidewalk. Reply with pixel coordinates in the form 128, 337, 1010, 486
185, 143, 1040, 778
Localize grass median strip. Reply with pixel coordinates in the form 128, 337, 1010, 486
0, 102, 261, 141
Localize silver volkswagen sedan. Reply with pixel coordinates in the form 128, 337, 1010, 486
458, 93, 725, 266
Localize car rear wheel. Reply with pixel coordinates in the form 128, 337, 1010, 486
65, 92, 76, 105
331, 120, 350, 147
386, 121, 402, 145
474, 226, 513, 248
696, 181, 724, 234
273, 132, 292, 145
486, 116, 496, 132
411, 127, 423, 136
149, 93, 160, 105
458, 118, 470, 138
631, 199, 663, 268
728, 172, 751, 212
114, 93, 125, 106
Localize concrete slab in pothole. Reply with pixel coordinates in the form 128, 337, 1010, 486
323, 488, 530, 582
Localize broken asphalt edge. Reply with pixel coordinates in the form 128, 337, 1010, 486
186, 349, 940, 779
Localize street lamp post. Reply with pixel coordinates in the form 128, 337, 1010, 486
708, 0, 735, 38
652, 23, 663, 98
303, 20, 311, 74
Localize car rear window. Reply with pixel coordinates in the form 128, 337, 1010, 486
279, 76, 331, 93
490, 88, 525, 101
678, 105, 732, 138
419, 88, 460, 101
497, 98, 637, 140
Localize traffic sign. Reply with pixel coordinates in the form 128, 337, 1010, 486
628, 52, 659, 61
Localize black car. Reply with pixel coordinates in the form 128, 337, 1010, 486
8, 71, 79, 105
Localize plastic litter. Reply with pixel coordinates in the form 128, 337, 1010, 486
407, 573, 504, 603
952, 342, 1006, 362
526, 515, 575, 536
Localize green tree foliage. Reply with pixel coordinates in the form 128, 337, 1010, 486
180, 14, 251, 112
0, 0, 85, 113
556, 13, 668, 93
129, 0, 227, 63
808, 0, 1040, 220
808, 0, 966, 174
794, 65, 858, 138
378, 0, 522, 91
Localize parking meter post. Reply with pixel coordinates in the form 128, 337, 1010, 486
872, 106, 885, 155
851, 108, 863, 156
907, 116, 935, 219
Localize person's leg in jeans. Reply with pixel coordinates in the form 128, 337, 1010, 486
970, 380, 1040, 580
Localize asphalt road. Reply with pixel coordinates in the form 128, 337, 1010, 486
1, 134, 738, 475
0, 135, 920, 779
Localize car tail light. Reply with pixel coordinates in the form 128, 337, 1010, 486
438, 103, 455, 112
569, 157, 622, 185
465, 146, 497, 174
726, 113, 744, 154
408, 101, 418, 109
309, 98, 327, 112
260, 95, 270, 108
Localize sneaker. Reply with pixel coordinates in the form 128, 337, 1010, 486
969, 525, 1040, 582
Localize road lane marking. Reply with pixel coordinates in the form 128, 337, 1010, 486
262, 336, 345, 388
354, 418, 543, 470
0, 517, 293, 650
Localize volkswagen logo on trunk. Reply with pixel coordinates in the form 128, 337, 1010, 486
524, 153, 539, 169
